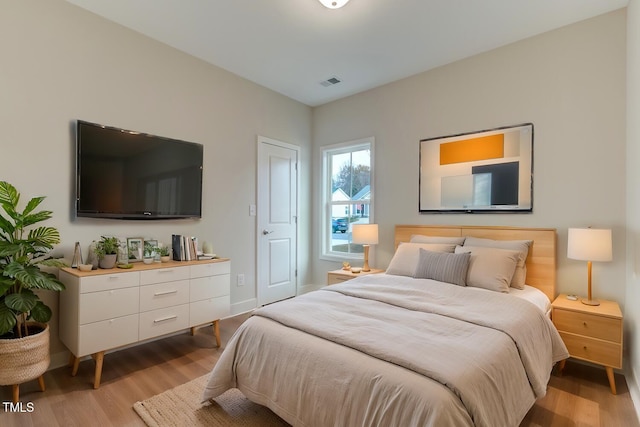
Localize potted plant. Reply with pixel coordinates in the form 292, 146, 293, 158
143, 241, 156, 264
158, 245, 171, 263
0, 181, 66, 401
94, 236, 119, 269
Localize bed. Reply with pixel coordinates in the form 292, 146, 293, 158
203, 225, 569, 426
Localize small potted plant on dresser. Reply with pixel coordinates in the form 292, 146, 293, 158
0, 181, 66, 403
158, 245, 171, 263
94, 236, 119, 269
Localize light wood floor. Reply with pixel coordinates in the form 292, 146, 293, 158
1, 313, 638, 427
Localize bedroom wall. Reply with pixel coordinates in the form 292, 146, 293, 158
312, 11, 627, 305
626, 0, 640, 412
1, 0, 312, 366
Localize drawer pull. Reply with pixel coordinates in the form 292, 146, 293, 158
583, 322, 588, 327
158, 269, 174, 274
154, 315, 178, 323
154, 290, 178, 296
584, 346, 588, 350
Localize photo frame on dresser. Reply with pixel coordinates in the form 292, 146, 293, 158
419, 123, 533, 213
127, 237, 143, 262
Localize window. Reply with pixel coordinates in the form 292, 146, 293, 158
321, 137, 374, 260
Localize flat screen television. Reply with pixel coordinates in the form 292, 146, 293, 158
76, 120, 203, 220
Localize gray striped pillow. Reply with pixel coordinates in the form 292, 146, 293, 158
413, 249, 470, 287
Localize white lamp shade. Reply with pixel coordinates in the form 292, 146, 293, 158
352, 224, 379, 245
318, 0, 350, 9
567, 228, 612, 262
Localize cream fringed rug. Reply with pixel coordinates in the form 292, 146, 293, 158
133, 375, 289, 427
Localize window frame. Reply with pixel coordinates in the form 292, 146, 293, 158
320, 137, 375, 261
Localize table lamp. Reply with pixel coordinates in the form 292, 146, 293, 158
567, 227, 612, 306
352, 224, 378, 272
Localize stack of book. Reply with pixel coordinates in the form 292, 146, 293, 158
171, 235, 199, 261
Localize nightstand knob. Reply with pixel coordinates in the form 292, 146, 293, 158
584, 346, 588, 350
583, 322, 587, 327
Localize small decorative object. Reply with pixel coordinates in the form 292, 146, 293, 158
127, 237, 143, 262
117, 263, 133, 269
94, 236, 119, 269
567, 227, 613, 306
86, 241, 99, 269
350, 267, 362, 273
202, 241, 214, 256
146, 239, 160, 261
71, 242, 83, 268
342, 261, 351, 271
78, 264, 93, 272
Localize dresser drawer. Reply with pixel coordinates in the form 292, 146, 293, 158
79, 287, 140, 325
140, 280, 190, 312
78, 272, 139, 293
553, 309, 622, 343
78, 314, 139, 356
139, 304, 190, 341
190, 261, 230, 279
559, 332, 622, 368
140, 266, 190, 285
328, 274, 351, 285
190, 296, 231, 326
190, 275, 230, 302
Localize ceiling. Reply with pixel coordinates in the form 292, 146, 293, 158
65, 0, 627, 107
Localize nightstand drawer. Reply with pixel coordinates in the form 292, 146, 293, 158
559, 332, 622, 368
328, 274, 351, 285
554, 309, 621, 343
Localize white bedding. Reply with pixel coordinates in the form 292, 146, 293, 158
509, 284, 552, 315
203, 274, 567, 426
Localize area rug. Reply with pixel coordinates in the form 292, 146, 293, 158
133, 374, 289, 427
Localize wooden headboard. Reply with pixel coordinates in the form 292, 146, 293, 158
394, 225, 557, 301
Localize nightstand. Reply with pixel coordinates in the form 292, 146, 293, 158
327, 268, 385, 285
551, 294, 623, 394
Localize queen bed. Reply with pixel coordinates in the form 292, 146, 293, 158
202, 225, 569, 426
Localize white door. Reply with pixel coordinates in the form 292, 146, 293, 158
257, 137, 298, 306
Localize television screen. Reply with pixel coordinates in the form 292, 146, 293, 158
76, 120, 203, 220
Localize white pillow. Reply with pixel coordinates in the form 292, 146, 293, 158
410, 235, 466, 245
386, 242, 457, 277
463, 237, 532, 290
454, 245, 520, 293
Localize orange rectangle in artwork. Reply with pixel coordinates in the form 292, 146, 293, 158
439, 134, 504, 165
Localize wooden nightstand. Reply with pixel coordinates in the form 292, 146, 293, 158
551, 294, 623, 394
327, 268, 385, 285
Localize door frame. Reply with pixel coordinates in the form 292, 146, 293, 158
256, 135, 300, 306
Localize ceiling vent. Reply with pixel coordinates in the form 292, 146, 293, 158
320, 77, 341, 87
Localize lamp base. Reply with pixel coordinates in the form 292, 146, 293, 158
581, 298, 600, 306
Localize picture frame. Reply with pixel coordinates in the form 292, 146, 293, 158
145, 239, 159, 259
419, 123, 533, 213
127, 237, 143, 262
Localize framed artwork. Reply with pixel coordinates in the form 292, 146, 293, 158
127, 237, 143, 262
145, 239, 159, 259
419, 123, 533, 213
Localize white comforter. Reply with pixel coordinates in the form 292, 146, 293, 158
203, 274, 568, 427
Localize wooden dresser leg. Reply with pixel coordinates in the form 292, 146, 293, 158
71, 355, 80, 377
606, 366, 617, 395
12, 384, 19, 404
213, 320, 221, 348
92, 351, 105, 389
557, 359, 566, 375
190, 326, 196, 336
37, 375, 46, 392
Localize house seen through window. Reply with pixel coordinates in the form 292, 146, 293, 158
322, 137, 374, 259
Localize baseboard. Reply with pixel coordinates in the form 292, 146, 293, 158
231, 298, 258, 315
297, 283, 323, 295
50, 350, 71, 371
626, 366, 640, 422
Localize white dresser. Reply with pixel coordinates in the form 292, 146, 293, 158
59, 259, 230, 388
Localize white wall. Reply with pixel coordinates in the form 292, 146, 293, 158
626, 0, 640, 412
1, 0, 312, 363
312, 9, 627, 310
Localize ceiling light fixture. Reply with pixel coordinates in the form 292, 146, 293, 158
318, 0, 350, 9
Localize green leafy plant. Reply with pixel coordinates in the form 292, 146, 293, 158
158, 245, 170, 257
143, 241, 156, 258
94, 236, 119, 260
0, 181, 66, 338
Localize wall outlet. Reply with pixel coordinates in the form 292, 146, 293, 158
237, 273, 245, 286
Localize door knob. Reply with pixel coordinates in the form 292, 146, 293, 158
262, 229, 274, 235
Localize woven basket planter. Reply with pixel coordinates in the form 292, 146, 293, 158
0, 322, 50, 386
